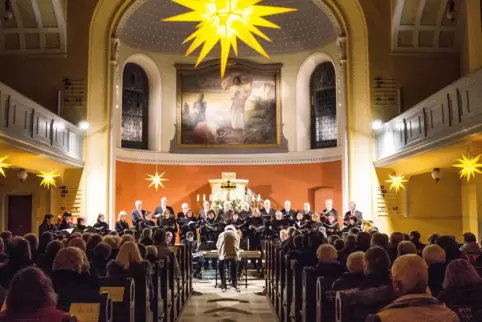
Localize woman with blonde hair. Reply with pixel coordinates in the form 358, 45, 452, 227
115, 211, 130, 234
107, 241, 153, 321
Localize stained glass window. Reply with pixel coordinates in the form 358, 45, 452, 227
121, 63, 149, 149
310, 62, 337, 149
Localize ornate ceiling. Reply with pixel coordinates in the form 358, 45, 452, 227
391, 0, 465, 52
118, 0, 338, 57
0, 0, 67, 55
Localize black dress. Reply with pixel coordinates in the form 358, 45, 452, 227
115, 220, 129, 233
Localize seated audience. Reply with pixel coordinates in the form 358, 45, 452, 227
315, 244, 345, 278
152, 228, 175, 259
38, 240, 64, 276
107, 241, 154, 321
0, 239, 7, 264
89, 242, 111, 278
359, 246, 391, 290
139, 228, 154, 246
120, 234, 136, 246
145, 245, 158, 264
371, 233, 389, 249
86, 234, 102, 260
0, 267, 72, 322
459, 232, 480, 256
338, 234, 357, 267
333, 238, 345, 251
355, 232, 371, 252
24, 233, 39, 264
333, 251, 366, 291
437, 235, 461, 263
38, 231, 54, 254
51, 247, 101, 312
367, 255, 459, 322
422, 244, 446, 297
0, 237, 33, 289
102, 235, 121, 260
438, 258, 482, 320
428, 233, 440, 245
410, 230, 426, 254
82, 232, 92, 244
397, 240, 417, 257
287, 234, 313, 267
0, 231, 12, 254
387, 232, 404, 263
282, 229, 300, 255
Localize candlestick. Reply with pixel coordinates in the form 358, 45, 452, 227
258, 194, 261, 201
203, 194, 206, 201
197, 194, 199, 202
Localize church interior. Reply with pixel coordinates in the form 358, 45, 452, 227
0, 0, 482, 321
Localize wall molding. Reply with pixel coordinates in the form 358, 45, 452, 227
116, 147, 342, 165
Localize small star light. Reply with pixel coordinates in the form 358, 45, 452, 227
146, 171, 168, 191
0, 156, 11, 177
38, 171, 59, 189
386, 174, 408, 192
163, 0, 297, 77
453, 154, 482, 182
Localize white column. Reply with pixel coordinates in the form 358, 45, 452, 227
337, 36, 349, 211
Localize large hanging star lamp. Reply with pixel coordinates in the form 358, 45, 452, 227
386, 174, 408, 192
38, 171, 60, 189
163, 0, 297, 77
146, 171, 168, 191
453, 154, 482, 182
0, 156, 11, 177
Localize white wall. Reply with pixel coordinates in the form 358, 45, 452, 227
117, 42, 341, 153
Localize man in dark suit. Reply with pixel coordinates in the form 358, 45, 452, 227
131, 200, 146, 229
153, 196, 175, 218
198, 201, 211, 220
302, 202, 313, 220
281, 200, 296, 220
177, 202, 190, 219
321, 199, 338, 223
343, 201, 362, 227
260, 199, 276, 223
217, 200, 232, 224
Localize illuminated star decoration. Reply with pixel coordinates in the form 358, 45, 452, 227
146, 171, 168, 191
453, 154, 482, 182
386, 174, 408, 192
0, 156, 11, 177
37, 171, 60, 189
163, 0, 297, 77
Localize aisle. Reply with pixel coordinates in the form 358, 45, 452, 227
179, 279, 277, 322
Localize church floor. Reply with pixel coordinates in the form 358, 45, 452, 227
179, 278, 277, 322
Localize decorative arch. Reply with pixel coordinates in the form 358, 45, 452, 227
86, 0, 372, 223
121, 53, 162, 151
296, 52, 337, 152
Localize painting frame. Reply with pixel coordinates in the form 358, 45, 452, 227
173, 59, 284, 151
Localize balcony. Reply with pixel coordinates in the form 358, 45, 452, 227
374, 69, 482, 167
0, 82, 84, 167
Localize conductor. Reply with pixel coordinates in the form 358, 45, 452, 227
216, 225, 241, 292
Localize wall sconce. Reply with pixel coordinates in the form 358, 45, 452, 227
431, 168, 442, 183
17, 169, 28, 182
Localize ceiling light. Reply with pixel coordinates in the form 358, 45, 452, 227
78, 121, 90, 130
146, 171, 168, 191
0, 156, 11, 177
372, 120, 383, 130
386, 174, 408, 192
453, 154, 482, 182
163, 0, 297, 77
38, 171, 60, 189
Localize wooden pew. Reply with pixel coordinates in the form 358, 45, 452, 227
177, 245, 186, 310
99, 278, 135, 322
312, 276, 337, 322
265, 241, 272, 299
335, 290, 392, 322
274, 247, 282, 318
289, 260, 303, 322
168, 253, 179, 322
160, 257, 172, 322
152, 261, 165, 322
69, 292, 112, 322
270, 245, 278, 307
445, 304, 482, 322
282, 258, 294, 322
277, 249, 287, 322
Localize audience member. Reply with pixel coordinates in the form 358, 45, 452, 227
51, 247, 101, 312
146, 245, 158, 263
367, 255, 459, 322
0, 239, 7, 264
333, 239, 345, 251
437, 235, 461, 263
140, 228, 154, 246
333, 251, 365, 291
38, 231, 54, 254
438, 258, 482, 319
0, 237, 33, 289
102, 235, 121, 260
38, 240, 64, 276
359, 246, 391, 290
82, 232, 92, 244
459, 232, 480, 256
422, 244, 446, 297
397, 240, 417, 257
0, 231, 12, 254
387, 232, 404, 263
315, 244, 345, 278
0, 267, 72, 322
86, 234, 102, 260
89, 242, 111, 278
120, 234, 136, 246
24, 233, 39, 263
428, 233, 440, 245
371, 233, 389, 249
338, 234, 357, 267
355, 232, 371, 252
410, 230, 426, 253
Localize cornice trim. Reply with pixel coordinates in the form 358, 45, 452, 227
116, 148, 343, 165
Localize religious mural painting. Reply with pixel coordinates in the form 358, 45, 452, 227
176, 59, 282, 148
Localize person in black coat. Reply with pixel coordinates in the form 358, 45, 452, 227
115, 211, 130, 234
74, 217, 87, 233
333, 251, 366, 291
238, 202, 252, 221
357, 247, 391, 290
93, 214, 109, 233
157, 210, 177, 245
321, 199, 339, 223
178, 209, 198, 242
0, 237, 33, 289
39, 214, 58, 235
89, 242, 111, 278
260, 199, 276, 225
293, 212, 310, 232
50, 247, 101, 312
131, 200, 146, 230
248, 208, 265, 274
323, 213, 340, 235
153, 197, 175, 218
422, 244, 447, 297
139, 212, 157, 232
230, 212, 249, 240
281, 200, 296, 221
314, 244, 345, 279
343, 201, 363, 227
57, 212, 73, 230
268, 211, 289, 241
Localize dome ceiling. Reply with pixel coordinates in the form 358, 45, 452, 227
118, 0, 338, 57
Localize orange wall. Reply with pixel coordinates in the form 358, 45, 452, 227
115, 160, 343, 223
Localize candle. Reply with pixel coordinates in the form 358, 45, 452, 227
197, 194, 199, 202
203, 194, 206, 201
209, 194, 212, 201
258, 194, 261, 201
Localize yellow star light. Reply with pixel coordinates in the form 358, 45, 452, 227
386, 174, 408, 192
453, 154, 482, 182
163, 0, 297, 77
146, 171, 168, 191
37, 171, 59, 189
0, 156, 11, 177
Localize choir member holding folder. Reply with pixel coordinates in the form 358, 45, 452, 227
178, 209, 198, 241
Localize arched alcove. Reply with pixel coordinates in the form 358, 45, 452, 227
122, 53, 162, 151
